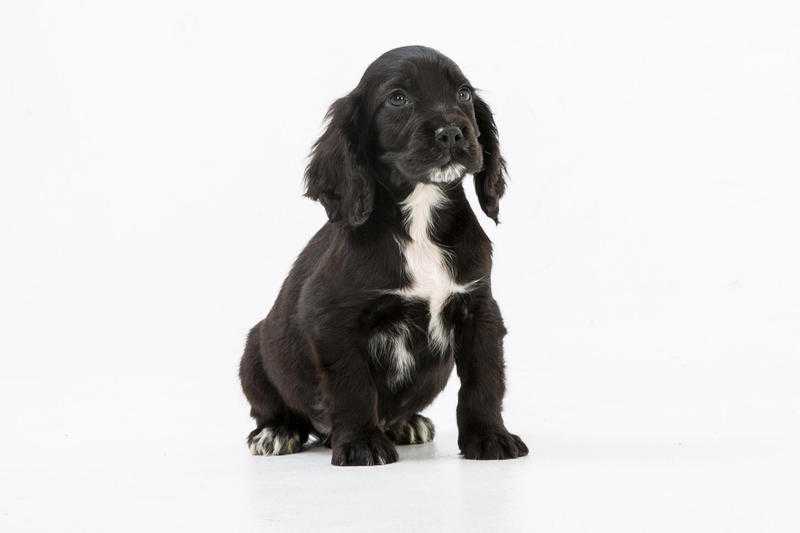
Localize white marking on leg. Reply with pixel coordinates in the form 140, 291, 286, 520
415, 417, 432, 443
248, 427, 303, 456
249, 427, 274, 456
407, 423, 417, 444
369, 323, 415, 388
390, 324, 414, 385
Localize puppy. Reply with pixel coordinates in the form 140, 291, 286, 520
240, 46, 528, 466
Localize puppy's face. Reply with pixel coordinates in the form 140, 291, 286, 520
305, 46, 507, 225
367, 52, 483, 186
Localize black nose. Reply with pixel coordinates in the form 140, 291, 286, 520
435, 126, 464, 148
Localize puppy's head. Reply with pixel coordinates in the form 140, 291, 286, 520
305, 46, 507, 225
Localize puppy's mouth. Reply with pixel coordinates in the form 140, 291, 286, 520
427, 162, 467, 184
382, 143, 481, 186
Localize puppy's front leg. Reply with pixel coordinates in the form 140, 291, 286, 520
313, 336, 398, 467
455, 295, 529, 460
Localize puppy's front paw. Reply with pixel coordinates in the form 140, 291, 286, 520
331, 430, 398, 466
386, 414, 435, 445
459, 429, 529, 460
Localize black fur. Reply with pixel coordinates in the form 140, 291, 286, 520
239, 46, 527, 466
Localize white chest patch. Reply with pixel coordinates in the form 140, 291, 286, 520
395, 183, 471, 352
369, 182, 476, 389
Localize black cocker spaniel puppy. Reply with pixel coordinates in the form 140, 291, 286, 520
239, 45, 528, 466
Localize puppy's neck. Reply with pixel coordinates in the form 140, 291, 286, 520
364, 179, 468, 235
400, 180, 460, 220
399, 182, 448, 223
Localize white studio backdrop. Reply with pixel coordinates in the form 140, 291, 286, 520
1, 1, 799, 531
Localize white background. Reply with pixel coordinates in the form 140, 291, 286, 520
2, 1, 799, 531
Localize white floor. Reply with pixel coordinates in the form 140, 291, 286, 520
2, 369, 797, 532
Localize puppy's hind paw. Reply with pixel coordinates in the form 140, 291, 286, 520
247, 425, 305, 456
386, 414, 435, 445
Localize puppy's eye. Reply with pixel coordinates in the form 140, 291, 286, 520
457, 86, 472, 102
388, 91, 408, 107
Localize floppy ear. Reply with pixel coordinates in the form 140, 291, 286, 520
472, 93, 507, 223
304, 92, 374, 226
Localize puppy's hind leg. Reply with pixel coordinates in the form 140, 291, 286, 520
239, 325, 312, 456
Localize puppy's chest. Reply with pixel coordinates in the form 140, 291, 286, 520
395, 183, 470, 322
395, 207, 463, 308
369, 184, 472, 389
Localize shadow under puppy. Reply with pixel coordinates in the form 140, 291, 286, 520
240, 45, 528, 466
